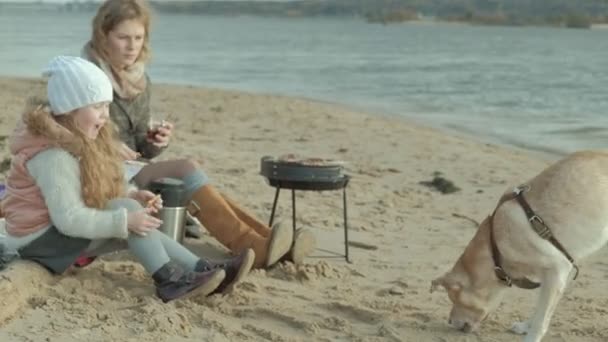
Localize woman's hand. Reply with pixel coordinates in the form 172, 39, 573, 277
127, 207, 163, 236
129, 189, 163, 213
119, 143, 140, 160
147, 120, 173, 147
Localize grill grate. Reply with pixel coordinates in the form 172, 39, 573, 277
260, 156, 348, 190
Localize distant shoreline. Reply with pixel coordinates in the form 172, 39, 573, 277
1, 1, 606, 30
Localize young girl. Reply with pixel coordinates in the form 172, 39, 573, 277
1, 56, 254, 302
82, 0, 316, 268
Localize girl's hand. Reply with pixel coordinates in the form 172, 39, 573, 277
127, 207, 162, 236
129, 190, 163, 213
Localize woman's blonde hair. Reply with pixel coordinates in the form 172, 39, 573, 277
23, 98, 125, 209
90, 0, 153, 65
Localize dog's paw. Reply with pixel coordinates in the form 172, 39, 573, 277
510, 321, 529, 335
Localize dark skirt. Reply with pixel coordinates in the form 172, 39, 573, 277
18, 226, 91, 274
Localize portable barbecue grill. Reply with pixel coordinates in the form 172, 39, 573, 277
260, 156, 352, 262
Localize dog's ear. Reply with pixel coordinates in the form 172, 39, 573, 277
430, 273, 461, 293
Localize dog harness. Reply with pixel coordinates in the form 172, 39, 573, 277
488, 185, 579, 289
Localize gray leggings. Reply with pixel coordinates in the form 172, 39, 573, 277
131, 159, 210, 199
83, 198, 199, 274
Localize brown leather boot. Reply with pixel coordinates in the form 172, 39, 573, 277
220, 193, 271, 237
221, 193, 316, 264
188, 185, 292, 268
195, 248, 255, 294
152, 262, 225, 303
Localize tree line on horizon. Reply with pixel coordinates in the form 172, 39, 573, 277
42, 0, 608, 28
150, 0, 608, 28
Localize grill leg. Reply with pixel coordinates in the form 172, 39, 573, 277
269, 186, 281, 227
343, 186, 350, 263
291, 189, 297, 236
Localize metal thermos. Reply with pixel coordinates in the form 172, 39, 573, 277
148, 178, 187, 244
157, 207, 187, 243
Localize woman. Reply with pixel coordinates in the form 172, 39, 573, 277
82, 0, 316, 268
1, 56, 254, 302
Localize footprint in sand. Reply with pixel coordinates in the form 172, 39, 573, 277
27, 295, 48, 309
316, 315, 350, 333
409, 311, 432, 323
240, 307, 315, 340
321, 301, 384, 324
377, 324, 403, 342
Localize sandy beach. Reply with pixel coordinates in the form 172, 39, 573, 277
1, 76, 607, 342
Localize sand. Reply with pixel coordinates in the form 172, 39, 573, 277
1, 77, 607, 342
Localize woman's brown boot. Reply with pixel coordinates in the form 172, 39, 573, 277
188, 185, 292, 268
219, 193, 271, 237
221, 193, 316, 264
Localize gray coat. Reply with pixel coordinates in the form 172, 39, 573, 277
110, 76, 165, 160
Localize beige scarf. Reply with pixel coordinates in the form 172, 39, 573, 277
82, 42, 147, 100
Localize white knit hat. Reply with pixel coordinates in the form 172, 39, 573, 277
43, 56, 113, 115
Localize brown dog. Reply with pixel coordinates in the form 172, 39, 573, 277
430, 151, 608, 342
